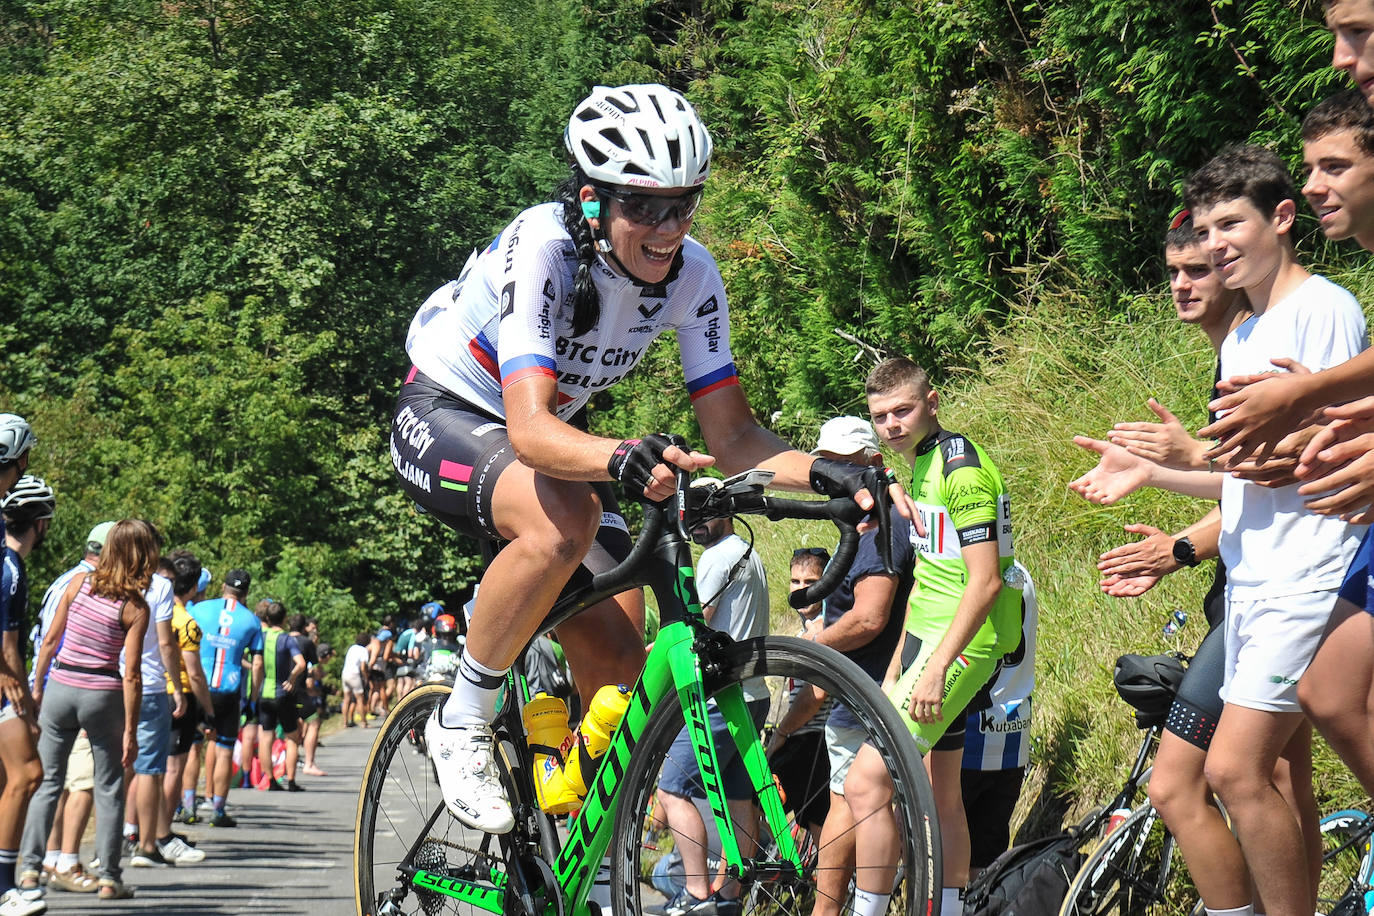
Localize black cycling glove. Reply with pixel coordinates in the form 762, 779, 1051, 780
608, 433, 684, 494
809, 457, 889, 501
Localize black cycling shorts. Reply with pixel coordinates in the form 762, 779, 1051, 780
169, 697, 204, 756
961, 766, 1027, 869
770, 730, 831, 831
1164, 624, 1224, 750
259, 694, 300, 735
391, 369, 633, 594
209, 692, 240, 749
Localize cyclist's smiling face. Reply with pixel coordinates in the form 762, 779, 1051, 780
581, 184, 697, 284
867, 382, 938, 457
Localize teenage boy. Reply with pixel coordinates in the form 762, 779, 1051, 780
257, 601, 305, 792
1075, 145, 1367, 916
867, 360, 1021, 916
161, 550, 212, 856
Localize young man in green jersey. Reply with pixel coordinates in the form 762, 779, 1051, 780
865, 357, 1022, 916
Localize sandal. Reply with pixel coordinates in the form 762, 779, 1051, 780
50, 863, 99, 893
98, 878, 134, 900
17, 869, 40, 891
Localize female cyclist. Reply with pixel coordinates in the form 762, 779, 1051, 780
390, 83, 908, 834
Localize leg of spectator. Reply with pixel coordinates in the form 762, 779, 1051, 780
1148, 731, 1250, 908
21, 685, 79, 878
811, 791, 855, 916
1206, 706, 1308, 916
845, 744, 900, 895
82, 689, 128, 882
655, 789, 713, 902
256, 721, 274, 789
926, 746, 969, 894
59, 788, 91, 858
284, 726, 301, 786
1273, 724, 1321, 910
1298, 600, 1374, 793
302, 716, 325, 775
44, 791, 66, 871
163, 753, 185, 833
122, 764, 137, 843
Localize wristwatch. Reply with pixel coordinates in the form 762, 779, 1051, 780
1172, 536, 1200, 568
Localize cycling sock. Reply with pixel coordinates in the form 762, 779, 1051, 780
0, 850, 16, 893
939, 886, 963, 916
56, 852, 78, 872
212, 794, 225, 813
182, 788, 196, 811
854, 887, 893, 916
1205, 908, 1255, 916
440, 653, 508, 728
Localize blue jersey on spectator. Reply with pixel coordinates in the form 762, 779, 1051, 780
192, 597, 264, 695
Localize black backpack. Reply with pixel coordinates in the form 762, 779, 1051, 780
961, 827, 1087, 916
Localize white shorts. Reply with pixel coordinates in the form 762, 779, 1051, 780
342, 672, 366, 695
65, 731, 95, 792
1222, 588, 1338, 713
824, 722, 867, 796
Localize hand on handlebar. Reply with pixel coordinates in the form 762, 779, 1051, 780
809, 458, 924, 538
610, 434, 716, 502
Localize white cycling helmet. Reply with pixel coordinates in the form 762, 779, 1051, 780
1, 475, 54, 521
565, 84, 713, 190
0, 414, 34, 464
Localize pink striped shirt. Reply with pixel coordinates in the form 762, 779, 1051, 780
51, 579, 126, 691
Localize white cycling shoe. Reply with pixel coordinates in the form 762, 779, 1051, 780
425, 708, 515, 835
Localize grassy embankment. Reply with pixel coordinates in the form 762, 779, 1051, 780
706, 262, 1374, 839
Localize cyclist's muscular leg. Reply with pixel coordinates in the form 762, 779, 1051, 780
556, 590, 647, 710
924, 748, 969, 894
846, 744, 901, 894
1148, 731, 1250, 909
811, 791, 856, 916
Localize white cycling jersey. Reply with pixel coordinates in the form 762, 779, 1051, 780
406, 202, 738, 419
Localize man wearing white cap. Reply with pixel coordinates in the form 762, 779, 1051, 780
866, 356, 1022, 916
804, 416, 916, 916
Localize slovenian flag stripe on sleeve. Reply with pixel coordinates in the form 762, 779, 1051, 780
500, 353, 557, 388
686, 363, 739, 401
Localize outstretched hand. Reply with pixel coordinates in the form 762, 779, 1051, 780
1068, 436, 1153, 505
1097, 523, 1175, 598
1109, 399, 1204, 469
1201, 358, 1314, 466
1295, 397, 1374, 523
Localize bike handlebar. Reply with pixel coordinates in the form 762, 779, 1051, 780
589, 465, 894, 611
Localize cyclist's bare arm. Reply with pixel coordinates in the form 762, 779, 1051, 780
1204, 351, 1374, 461
693, 385, 922, 528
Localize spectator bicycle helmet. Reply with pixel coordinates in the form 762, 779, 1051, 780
565, 84, 713, 190
1, 475, 55, 521
433, 614, 458, 637
0, 415, 35, 464
420, 600, 444, 619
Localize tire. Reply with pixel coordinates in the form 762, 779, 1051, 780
1059, 804, 1189, 916
608, 635, 939, 916
354, 684, 519, 916
1318, 808, 1374, 916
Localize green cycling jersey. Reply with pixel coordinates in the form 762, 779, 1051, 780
906, 428, 1022, 658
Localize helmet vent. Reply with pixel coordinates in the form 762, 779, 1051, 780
649, 94, 666, 122
600, 127, 628, 151
666, 137, 681, 169
579, 140, 609, 167
607, 95, 639, 115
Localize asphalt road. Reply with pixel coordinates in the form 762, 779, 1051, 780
40, 719, 377, 915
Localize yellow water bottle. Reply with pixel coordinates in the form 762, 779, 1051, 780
521, 693, 579, 814
562, 684, 632, 798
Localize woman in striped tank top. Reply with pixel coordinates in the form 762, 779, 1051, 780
22, 519, 160, 901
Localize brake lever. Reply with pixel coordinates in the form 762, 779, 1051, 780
674, 467, 691, 542
872, 468, 895, 576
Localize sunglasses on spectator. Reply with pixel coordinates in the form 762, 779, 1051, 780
599, 187, 703, 227
792, 547, 830, 561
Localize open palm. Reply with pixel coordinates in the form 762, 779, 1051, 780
1069, 436, 1153, 505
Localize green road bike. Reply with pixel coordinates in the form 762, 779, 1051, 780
354, 468, 939, 916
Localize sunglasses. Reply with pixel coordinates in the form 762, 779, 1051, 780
792, 547, 831, 561
600, 187, 703, 227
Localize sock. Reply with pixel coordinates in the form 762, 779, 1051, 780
0, 850, 17, 894
56, 853, 78, 872
940, 886, 963, 916
1205, 907, 1254, 916
123, 822, 138, 840
440, 653, 508, 728
42, 850, 59, 869
212, 794, 225, 813
182, 789, 195, 811
854, 888, 893, 916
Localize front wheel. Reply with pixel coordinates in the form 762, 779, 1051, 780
609, 635, 939, 916
1317, 808, 1374, 916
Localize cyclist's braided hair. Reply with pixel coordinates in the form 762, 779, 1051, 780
555, 170, 601, 338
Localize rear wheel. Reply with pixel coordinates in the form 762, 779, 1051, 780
354, 684, 518, 916
1317, 808, 1374, 916
609, 635, 939, 916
